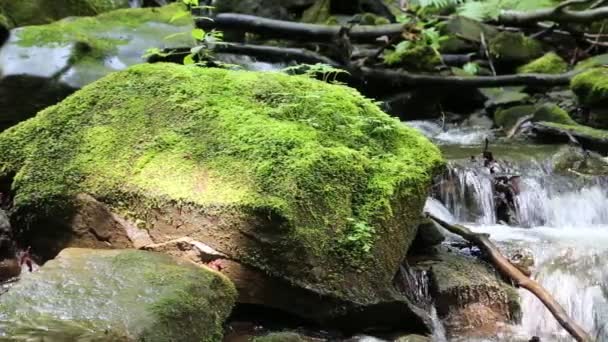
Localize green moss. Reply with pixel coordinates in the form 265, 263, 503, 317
15, 3, 191, 58
0, 63, 443, 299
571, 67, 608, 106
0, 248, 237, 341
575, 53, 608, 70
0, 9, 12, 30
0, 0, 131, 27
301, 0, 331, 23
489, 32, 543, 63
539, 122, 608, 140
517, 52, 568, 74
384, 42, 440, 71
494, 103, 575, 131
359, 12, 390, 25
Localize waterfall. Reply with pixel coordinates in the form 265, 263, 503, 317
429, 153, 608, 341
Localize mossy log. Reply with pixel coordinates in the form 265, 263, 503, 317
197, 13, 404, 42
426, 213, 592, 342
498, 0, 608, 25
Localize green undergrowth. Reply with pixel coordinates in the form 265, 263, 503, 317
0, 63, 443, 272
14, 3, 191, 59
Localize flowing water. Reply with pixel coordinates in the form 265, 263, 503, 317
409, 120, 608, 341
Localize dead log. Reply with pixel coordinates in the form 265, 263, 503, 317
196, 13, 405, 43
498, 0, 608, 25
214, 43, 341, 66
426, 213, 593, 342
355, 67, 581, 88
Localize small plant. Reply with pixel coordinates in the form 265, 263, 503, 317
463, 62, 480, 75
337, 218, 376, 268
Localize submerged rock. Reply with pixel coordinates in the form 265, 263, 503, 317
0, 3, 193, 131
0, 63, 443, 330
0, 0, 131, 27
0, 248, 237, 341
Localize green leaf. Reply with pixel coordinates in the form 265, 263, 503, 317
191, 28, 205, 41
169, 10, 190, 23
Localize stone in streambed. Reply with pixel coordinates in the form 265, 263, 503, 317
0, 248, 237, 341
0, 3, 193, 131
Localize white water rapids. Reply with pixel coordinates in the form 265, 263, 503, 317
412, 120, 608, 341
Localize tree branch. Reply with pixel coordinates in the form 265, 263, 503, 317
197, 13, 405, 43
214, 43, 341, 66
355, 67, 581, 88
498, 5, 608, 25
426, 213, 593, 342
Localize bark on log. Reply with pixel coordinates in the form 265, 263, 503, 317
426, 213, 593, 342
498, 4, 608, 25
196, 13, 405, 43
355, 67, 581, 88
214, 43, 341, 66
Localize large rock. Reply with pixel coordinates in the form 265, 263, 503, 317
517, 52, 568, 74
0, 248, 237, 341
494, 103, 576, 132
571, 67, 608, 107
488, 32, 543, 64
0, 0, 131, 27
0, 63, 443, 329
0, 3, 193, 131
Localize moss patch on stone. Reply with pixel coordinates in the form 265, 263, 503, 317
489, 32, 543, 64
301, 0, 331, 23
494, 103, 576, 131
0, 248, 237, 341
14, 3, 191, 58
0, 63, 443, 300
571, 67, 608, 106
517, 52, 568, 74
0, 0, 131, 27
384, 42, 441, 71
539, 121, 608, 140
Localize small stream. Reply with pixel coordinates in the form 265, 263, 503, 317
414, 120, 608, 341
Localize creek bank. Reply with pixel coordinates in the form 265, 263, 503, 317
0, 62, 443, 334
0, 3, 193, 131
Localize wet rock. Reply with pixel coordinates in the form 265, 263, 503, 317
410, 219, 445, 253
532, 122, 608, 153
0, 258, 19, 282
571, 67, 608, 107
394, 335, 431, 342
416, 249, 520, 338
494, 103, 576, 133
253, 332, 310, 342
0, 0, 131, 27
0, 248, 237, 341
440, 16, 498, 53
552, 145, 608, 176
488, 32, 543, 65
0, 3, 193, 131
0, 63, 443, 331
481, 87, 530, 112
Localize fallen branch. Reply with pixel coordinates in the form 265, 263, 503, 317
214, 43, 341, 66
197, 13, 405, 43
426, 213, 592, 342
355, 67, 581, 88
498, 3, 608, 25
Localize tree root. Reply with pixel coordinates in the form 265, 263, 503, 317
426, 213, 593, 342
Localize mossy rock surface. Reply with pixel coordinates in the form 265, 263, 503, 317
0, 0, 130, 27
517, 52, 568, 74
0, 3, 192, 131
494, 103, 575, 131
0, 63, 443, 306
571, 67, 608, 106
0, 248, 237, 341
489, 32, 543, 64
384, 41, 440, 71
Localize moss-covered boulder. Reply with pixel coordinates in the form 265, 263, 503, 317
384, 41, 441, 71
0, 248, 237, 341
571, 67, 608, 107
0, 63, 443, 328
533, 121, 608, 153
489, 32, 543, 64
0, 0, 131, 27
552, 145, 608, 176
494, 103, 576, 133
517, 52, 568, 74
0, 3, 193, 131
480, 87, 530, 111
